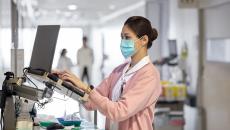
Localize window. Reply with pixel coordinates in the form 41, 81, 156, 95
206, 38, 230, 63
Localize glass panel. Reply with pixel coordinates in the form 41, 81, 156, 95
206, 38, 230, 63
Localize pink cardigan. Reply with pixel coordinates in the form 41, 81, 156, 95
84, 62, 161, 130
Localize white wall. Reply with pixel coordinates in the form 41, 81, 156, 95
205, 3, 230, 38
202, 63, 230, 130
0, 28, 11, 86
0, 29, 11, 69
202, 2, 230, 130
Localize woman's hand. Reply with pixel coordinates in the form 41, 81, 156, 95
58, 70, 88, 91
51, 70, 63, 78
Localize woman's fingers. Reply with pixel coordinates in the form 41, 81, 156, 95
63, 70, 73, 75
62, 73, 73, 79
62, 74, 78, 83
62, 78, 74, 85
56, 71, 84, 89
63, 72, 80, 80
51, 70, 68, 79
51, 70, 84, 90
51, 70, 61, 76
62, 74, 72, 81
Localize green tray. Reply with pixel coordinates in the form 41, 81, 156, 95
39, 121, 55, 127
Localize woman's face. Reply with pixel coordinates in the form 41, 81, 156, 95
121, 25, 147, 50
121, 25, 137, 40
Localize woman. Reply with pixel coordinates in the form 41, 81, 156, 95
56, 49, 73, 71
57, 16, 161, 130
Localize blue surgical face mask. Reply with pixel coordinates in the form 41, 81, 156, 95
120, 37, 144, 59
120, 39, 135, 59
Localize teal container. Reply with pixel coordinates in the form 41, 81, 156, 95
59, 120, 81, 127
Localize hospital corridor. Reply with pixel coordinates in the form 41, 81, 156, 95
0, 0, 230, 130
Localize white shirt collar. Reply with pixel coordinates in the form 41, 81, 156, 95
123, 55, 151, 76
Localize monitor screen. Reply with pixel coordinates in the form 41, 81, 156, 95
168, 40, 177, 57
29, 25, 60, 72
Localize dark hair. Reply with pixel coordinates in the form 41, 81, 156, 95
124, 16, 158, 49
83, 36, 88, 42
61, 49, 67, 56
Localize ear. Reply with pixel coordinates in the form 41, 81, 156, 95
140, 35, 148, 46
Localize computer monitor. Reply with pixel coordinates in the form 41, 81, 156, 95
26, 25, 86, 101
168, 40, 178, 57
29, 25, 60, 74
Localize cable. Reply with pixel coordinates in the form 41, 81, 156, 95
35, 98, 53, 110
23, 68, 39, 90
23, 68, 57, 110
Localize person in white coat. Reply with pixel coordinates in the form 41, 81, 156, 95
57, 49, 73, 71
77, 36, 94, 122
77, 36, 94, 84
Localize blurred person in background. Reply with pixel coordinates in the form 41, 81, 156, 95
77, 36, 94, 122
57, 48, 73, 71
77, 36, 94, 84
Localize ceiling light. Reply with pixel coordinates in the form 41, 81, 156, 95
68, 4, 78, 10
